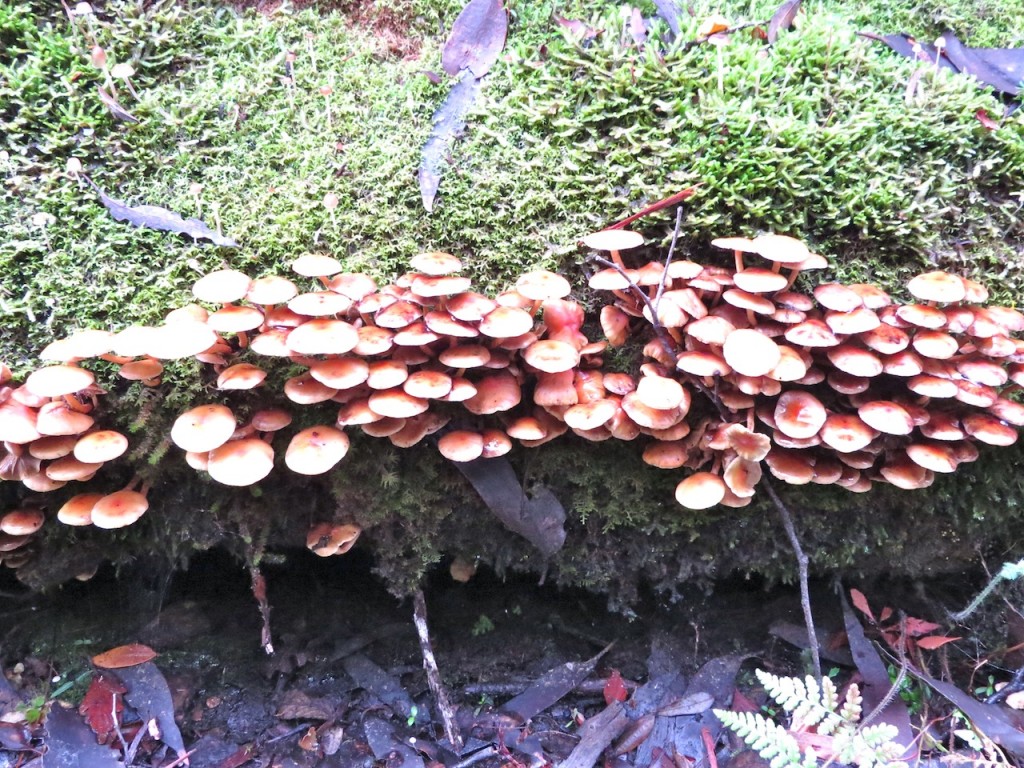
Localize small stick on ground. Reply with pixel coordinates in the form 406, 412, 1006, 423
413, 589, 463, 751
763, 478, 821, 679
249, 565, 274, 655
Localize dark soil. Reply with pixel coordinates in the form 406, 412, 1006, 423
1, 548, 1011, 767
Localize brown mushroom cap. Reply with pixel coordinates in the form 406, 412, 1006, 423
464, 371, 522, 415
723, 330, 781, 377
820, 413, 876, 453
856, 401, 914, 436
286, 319, 359, 355
907, 271, 967, 304
74, 430, 129, 463
35, 402, 93, 437
192, 269, 253, 304
247, 275, 298, 305
515, 270, 572, 301
291, 254, 342, 278
207, 438, 275, 486
25, 365, 95, 398
749, 234, 811, 265
306, 522, 362, 556
410, 251, 463, 276
118, 358, 164, 382
91, 489, 149, 529
773, 391, 827, 439
285, 426, 350, 474
438, 430, 485, 462
674, 472, 726, 510
0, 507, 45, 536
217, 363, 268, 390
171, 404, 237, 453
251, 408, 293, 432
57, 493, 104, 526
478, 306, 535, 338
580, 229, 644, 252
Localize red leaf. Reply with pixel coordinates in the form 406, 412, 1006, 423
849, 588, 874, 623
903, 617, 942, 637
555, 16, 600, 40
79, 673, 127, 743
731, 688, 760, 713
92, 643, 158, 669
915, 635, 962, 650
976, 109, 999, 130
441, 0, 508, 78
878, 606, 893, 623
603, 669, 629, 705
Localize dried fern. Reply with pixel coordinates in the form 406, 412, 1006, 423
715, 669, 910, 768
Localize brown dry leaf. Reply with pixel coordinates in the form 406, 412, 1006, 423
92, 644, 158, 670
275, 689, 337, 721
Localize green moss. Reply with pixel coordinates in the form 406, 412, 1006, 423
4, 0, 1024, 600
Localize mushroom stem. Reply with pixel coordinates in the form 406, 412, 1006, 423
784, 268, 802, 289
733, 249, 744, 274
610, 249, 625, 270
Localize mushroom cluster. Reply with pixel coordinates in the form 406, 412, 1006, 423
589, 233, 1024, 507
0, 231, 1022, 550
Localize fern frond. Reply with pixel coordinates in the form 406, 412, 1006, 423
715, 710, 806, 767
840, 682, 863, 723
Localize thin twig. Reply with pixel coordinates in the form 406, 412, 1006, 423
762, 477, 821, 679
588, 240, 733, 422
653, 205, 685, 308
413, 589, 463, 751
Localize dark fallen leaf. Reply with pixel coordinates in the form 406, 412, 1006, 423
85, 175, 238, 247
274, 690, 336, 721
0, 721, 32, 751
92, 644, 158, 670
861, 31, 1023, 96
652, 0, 683, 39
79, 673, 127, 743
940, 32, 1024, 95
442, 0, 508, 78
628, 8, 647, 48
419, 73, 482, 212
604, 670, 629, 705
907, 663, 1024, 758
554, 15, 601, 40
115, 661, 188, 760
840, 590, 915, 760
341, 653, 421, 724
767, 0, 802, 44
499, 645, 611, 721
452, 456, 566, 557
362, 717, 424, 767
417, 70, 443, 84
42, 704, 123, 768
97, 86, 139, 123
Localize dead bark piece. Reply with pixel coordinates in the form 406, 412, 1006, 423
413, 590, 463, 750
557, 700, 629, 768
499, 644, 612, 722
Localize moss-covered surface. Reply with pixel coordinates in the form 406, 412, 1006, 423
3, 0, 1024, 602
